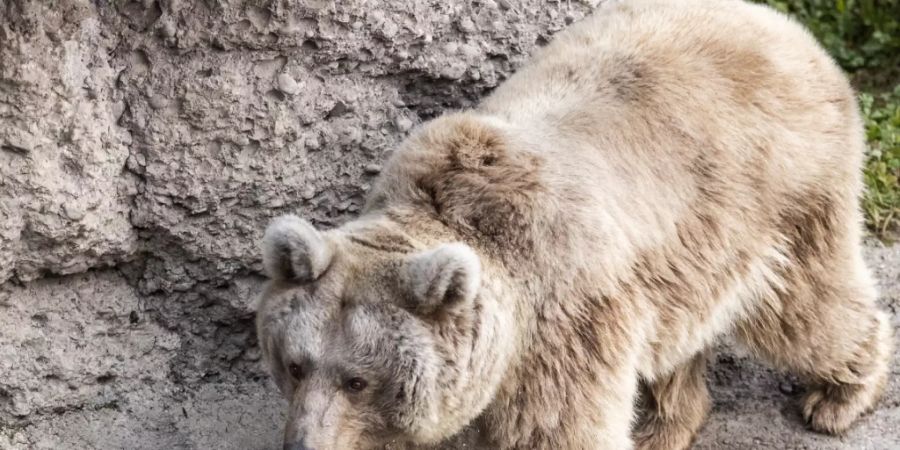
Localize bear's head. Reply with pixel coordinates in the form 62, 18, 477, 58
256, 212, 514, 450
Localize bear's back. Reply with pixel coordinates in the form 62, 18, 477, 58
467, 0, 864, 269
370, 0, 864, 282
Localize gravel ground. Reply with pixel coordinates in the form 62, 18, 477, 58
2, 241, 897, 450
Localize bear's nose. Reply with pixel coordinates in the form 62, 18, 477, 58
283, 440, 312, 450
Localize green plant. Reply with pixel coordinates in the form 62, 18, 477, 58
860, 86, 900, 235
759, 0, 900, 83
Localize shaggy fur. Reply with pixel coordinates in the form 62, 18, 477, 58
256, 1, 893, 449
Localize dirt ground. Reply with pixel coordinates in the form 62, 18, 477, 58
2, 241, 897, 449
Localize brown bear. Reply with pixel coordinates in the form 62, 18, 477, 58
255, 0, 893, 449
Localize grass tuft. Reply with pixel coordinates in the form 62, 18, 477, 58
860, 86, 900, 236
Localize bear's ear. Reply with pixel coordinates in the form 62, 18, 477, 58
402, 243, 481, 313
261, 215, 334, 282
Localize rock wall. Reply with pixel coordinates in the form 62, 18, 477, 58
0, 0, 596, 447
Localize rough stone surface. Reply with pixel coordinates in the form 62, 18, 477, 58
0, 1, 138, 284
0, 1, 897, 449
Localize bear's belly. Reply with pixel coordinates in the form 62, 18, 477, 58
636, 246, 788, 379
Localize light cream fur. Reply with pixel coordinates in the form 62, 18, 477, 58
256, 1, 893, 449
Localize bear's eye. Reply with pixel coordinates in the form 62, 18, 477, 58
344, 377, 368, 392
288, 363, 304, 380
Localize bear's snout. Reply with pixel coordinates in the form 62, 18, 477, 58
283, 440, 312, 450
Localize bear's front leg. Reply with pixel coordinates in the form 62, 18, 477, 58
569, 364, 639, 450
484, 350, 640, 450
633, 353, 710, 450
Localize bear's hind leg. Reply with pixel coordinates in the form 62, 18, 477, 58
735, 240, 893, 434
633, 352, 710, 450
798, 308, 892, 434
